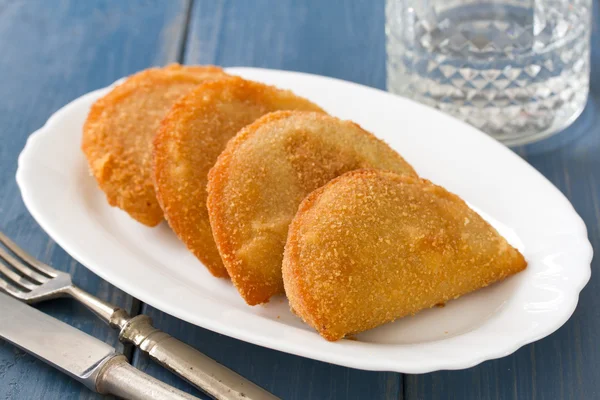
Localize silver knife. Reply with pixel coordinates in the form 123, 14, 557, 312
0, 292, 199, 400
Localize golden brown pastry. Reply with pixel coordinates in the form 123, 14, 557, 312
283, 169, 527, 341
82, 64, 228, 226
153, 78, 324, 277
207, 111, 417, 304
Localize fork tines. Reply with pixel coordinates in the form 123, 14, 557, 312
0, 232, 56, 296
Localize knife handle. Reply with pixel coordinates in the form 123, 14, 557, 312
119, 315, 279, 400
96, 355, 199, 400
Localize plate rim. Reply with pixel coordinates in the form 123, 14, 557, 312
16, 66, 593, 373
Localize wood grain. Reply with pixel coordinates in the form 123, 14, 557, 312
1, 0, 598, 399
185, 0, 387, 88
0, 1, 189, 399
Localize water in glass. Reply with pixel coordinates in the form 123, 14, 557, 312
386, 0, 591, 145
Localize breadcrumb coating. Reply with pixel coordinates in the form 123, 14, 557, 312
283, 169, 527, 341
207, 111, 417, 304
153, 78, 324, 277
82, 64, 228, 226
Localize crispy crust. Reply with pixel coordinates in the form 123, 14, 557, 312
82, 64, 227, 226
207, 111, 417, 305
153, 77, 324, 277
283, 169, 527, 341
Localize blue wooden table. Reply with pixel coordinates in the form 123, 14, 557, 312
0, 1, 598, 399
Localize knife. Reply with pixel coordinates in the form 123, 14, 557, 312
0, 292, 199, 400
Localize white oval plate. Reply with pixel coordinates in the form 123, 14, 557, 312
17, 67, 592, 373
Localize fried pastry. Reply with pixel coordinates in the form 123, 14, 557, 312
207, 111, 417, 304
283, 169, 527, 341
82, 64, 228, 226
153, 78, 324, 277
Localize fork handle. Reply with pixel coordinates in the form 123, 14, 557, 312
120, 315, 280, 400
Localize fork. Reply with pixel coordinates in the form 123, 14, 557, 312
0, 231, 279, 400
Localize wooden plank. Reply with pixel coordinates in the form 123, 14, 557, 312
405, 1, 600, 399
0, 1, 189, 399
132, 1, 402, 399
185, 0, 387, 88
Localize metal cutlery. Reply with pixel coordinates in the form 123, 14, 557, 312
0, 292, 200, 400
0, 231, 279, 400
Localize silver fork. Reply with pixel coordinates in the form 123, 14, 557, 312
0, 231, 279, 400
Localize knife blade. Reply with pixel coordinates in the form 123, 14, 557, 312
0, 292, 199, 400
0, 291, 115, 389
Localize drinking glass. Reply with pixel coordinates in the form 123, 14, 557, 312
386, 0, 591, 145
